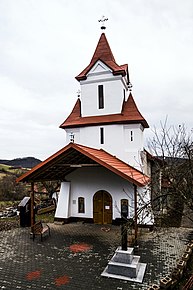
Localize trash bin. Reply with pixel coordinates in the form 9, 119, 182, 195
18, 197, 31, 227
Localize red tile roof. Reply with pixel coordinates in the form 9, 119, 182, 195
60, 93, 149, 129
76, 33, 129, 81
76, 144, 150, 186
17, 143, 149, 187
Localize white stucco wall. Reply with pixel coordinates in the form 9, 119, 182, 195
80, 61, 127, 117
65, 167, 135, 220
63, 58, 146, 170
80, 81, 125, 117
65, 123, 144, 169
55, 182, 70, 219
54, 167, 152, 225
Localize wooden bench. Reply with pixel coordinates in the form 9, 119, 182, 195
31, 221, 50, 241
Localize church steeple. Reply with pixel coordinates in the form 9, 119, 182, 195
76, 33, 129, 83
60, 31, 149, 169
90, 33, 116, 63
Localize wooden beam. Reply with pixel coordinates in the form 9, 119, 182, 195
55, 163, 100, 167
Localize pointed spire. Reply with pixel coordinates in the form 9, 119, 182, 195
90, 33, 116, 64
76, 33, 128, 81
121, 93, 149, 128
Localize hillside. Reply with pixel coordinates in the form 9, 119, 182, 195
0, 157, 41, 169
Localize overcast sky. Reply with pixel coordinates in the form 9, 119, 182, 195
0, 0, 193, 160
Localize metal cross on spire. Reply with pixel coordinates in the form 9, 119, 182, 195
98, 16, 108, 30
128, 82, 133, 92
77, 89, 81, 98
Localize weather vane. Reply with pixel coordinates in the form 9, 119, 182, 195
98, 16, 108, 30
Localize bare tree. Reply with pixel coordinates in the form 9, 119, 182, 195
148, 120, 193, 227
118, 120, 193, 250
36, 181, 60, 199
0, 174, 28, 201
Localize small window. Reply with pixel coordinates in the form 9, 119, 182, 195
98, 85, 104, 109
100, 127, 104, 144
123, 89, 126, 100
121, 199, 128, 218
130, 131, 133, 142
78, 197, 85, 213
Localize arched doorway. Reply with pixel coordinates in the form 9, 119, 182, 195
93, 190, 112, 224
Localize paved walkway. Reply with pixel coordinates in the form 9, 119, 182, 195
0, 223, 192, 290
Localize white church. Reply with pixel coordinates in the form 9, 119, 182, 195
18, 31, 152, 226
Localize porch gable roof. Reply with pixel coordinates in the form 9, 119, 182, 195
17, 143, 149, 187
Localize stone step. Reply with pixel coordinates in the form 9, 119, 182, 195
113, 246, 134, 264
107, 255, 141, 278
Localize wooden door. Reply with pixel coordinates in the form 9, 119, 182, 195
93, 191, 112, 224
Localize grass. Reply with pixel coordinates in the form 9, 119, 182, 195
0, 200, 20, 210
0, 164, 11, 179
36, 212, 55, 223
0, 211, 54, 232
0, 163, 28, 178
0, 164, 11, 171
0, 215, 19, 222
0, 200, 55, 220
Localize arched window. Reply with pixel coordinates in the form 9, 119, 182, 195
78, 197, 85, 213
121, 199, 128, 218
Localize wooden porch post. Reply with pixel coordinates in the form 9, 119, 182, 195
30, 182, 35, 230
134, 184, 138, 242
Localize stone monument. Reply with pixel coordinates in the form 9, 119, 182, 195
101, 246, 146, 283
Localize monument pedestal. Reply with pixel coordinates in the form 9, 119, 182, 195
101, 247, 146, 283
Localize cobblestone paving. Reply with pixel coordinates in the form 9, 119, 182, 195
0, 223, 192, 290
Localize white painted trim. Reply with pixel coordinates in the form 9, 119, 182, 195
87, 60, 113, 74
55, 182, 70, 219
80, 75, 122, 85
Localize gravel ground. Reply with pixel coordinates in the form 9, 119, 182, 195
0, 218, 19, 231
